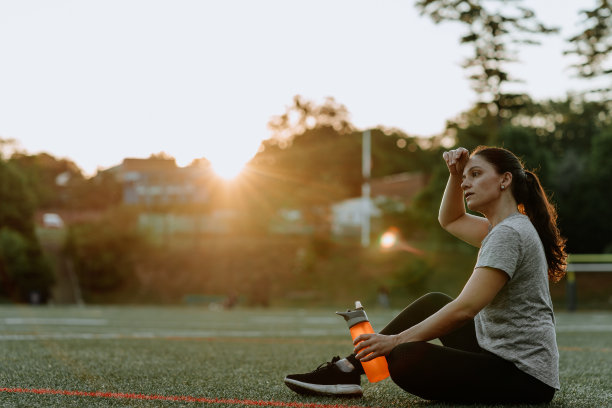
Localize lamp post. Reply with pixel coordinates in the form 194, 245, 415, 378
361, 129, 371, 247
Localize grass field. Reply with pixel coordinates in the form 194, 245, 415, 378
1, 305, 611, 408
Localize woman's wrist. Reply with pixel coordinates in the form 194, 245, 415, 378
393, 331, 409, 346
449, 173, 462, 183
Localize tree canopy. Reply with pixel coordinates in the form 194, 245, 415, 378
416, 0, 558, 129
0, 159, 54, 302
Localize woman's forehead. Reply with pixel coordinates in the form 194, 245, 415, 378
465, 155, 495, 173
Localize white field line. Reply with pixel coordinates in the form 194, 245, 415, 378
0, 328, 347, 341
1, 325, 611, 341
555, 324, 612, 332
3, 318, 108, 326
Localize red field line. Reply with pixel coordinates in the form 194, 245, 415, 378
0, 388, 376, 408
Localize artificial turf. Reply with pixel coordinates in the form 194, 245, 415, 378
0, 306, 610, 407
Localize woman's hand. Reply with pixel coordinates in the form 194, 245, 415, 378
442, 147, 469, 177
353, 333, 400, 362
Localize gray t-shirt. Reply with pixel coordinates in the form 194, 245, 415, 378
474, 213, 560, 390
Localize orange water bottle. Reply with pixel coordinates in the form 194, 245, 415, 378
336, 301, 390, 383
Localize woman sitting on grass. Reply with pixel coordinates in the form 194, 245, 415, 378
284, 146, 566, 404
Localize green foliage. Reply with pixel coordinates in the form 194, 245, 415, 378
510, 96, 611, 157
0, 228, 54, 302
401, 95, 612, 257
252, 125, 362, 210
267, 95, 354, 142
64, 208, 146, 298
8, 152, 123, 211
0, 160, 37, 240
0, 160, 54, 303
69, 170, 123, 210
498, 125, 554, 187
8, 152, 84, 210
369, 128, 438, 177
249, 96, 438, 233
416, 0, 557, 122
392, 258, 432, 296
565, 0, 612, 98
559, 126, 612, 253
507, 98, 612, 253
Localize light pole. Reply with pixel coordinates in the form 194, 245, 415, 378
361, 129, 371, 247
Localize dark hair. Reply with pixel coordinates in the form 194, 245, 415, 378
472, 146, 567, 282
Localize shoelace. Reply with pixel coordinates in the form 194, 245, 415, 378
314, 356, 341, 372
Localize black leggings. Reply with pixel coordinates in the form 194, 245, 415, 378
349, 292, 556, 404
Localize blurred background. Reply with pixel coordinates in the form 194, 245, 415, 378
0, 0, 610, 310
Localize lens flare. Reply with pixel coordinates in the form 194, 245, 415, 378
380, 227, 425, 256
380, 229, 399, 249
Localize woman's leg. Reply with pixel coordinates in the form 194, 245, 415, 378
379, 292, 480, 352
386, 342, 555, 404
377, 292, 554, 403
346, 292, 480, 371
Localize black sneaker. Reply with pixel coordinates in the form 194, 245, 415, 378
284, 356, 362, 397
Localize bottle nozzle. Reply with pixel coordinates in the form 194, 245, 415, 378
336, 301, 369, 328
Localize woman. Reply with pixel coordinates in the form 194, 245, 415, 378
284, 146, 566, 404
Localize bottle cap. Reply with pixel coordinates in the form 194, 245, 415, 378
336, 301, 369, 328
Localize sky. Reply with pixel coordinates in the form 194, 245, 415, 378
0, 0, 602, 178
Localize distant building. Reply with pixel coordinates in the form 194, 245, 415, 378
370, 172, 428, 205
331, 172, 427, 237
112, 157, 209, 206
331, 197, 382, 237
268, 208, 314, 235
42, 213, 64, 228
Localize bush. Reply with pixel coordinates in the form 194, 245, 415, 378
0, 159, 54, 303
64, 209, 146, 300
0, 228, 54, 303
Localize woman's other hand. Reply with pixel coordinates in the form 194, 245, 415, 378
353, 333, 399, 362
443, 147, 469, 177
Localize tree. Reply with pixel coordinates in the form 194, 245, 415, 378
68, 170, 123, 210
0, 159, 54, 302
9, 152, 86, 210
0, 228, 54, 303
565, 0, 612, 102
416, 0, 558, 139
64, 208, 145, 299
0, 160, 37, 241
497, 125, 553, 187
369, 128, 439, 178
267, 95, 354, 144
251, 97, 438, 216
249, 96, 361, 215
586, 127, 612, 252
250, 125, 361, 212
554, 126, 612, 253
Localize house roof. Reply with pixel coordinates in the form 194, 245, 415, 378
370, 172, 427, 202
121, 157, 177, 173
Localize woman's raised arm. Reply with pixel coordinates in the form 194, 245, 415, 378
438, 148, 489, 247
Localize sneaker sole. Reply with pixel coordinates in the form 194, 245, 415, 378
283, 377, 363, 397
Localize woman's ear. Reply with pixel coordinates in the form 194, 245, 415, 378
501, 172, 513, 189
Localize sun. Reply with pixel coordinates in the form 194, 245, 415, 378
205, 139, 260, 181
210, 158, 246, 181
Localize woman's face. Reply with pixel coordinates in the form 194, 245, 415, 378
461, 155, 504, 213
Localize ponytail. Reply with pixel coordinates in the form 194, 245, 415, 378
517, 170, 567, 283
472, 146, 567, 282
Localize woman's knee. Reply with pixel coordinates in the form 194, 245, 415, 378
386, 342, 440, 399
387, 341, 432, 379
416, 292, 453, 311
